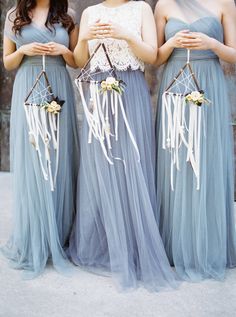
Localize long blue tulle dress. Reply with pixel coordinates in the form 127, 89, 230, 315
1, 9, 79, 278
69, 2, 179, 292
156, 16, 236, 281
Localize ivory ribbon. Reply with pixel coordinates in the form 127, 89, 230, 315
162, 92, 202, 190
76, 79, 140, 165
24, 103, 60, 191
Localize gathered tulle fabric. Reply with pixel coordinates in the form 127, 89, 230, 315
2, 14, 79, 278
69, 70, 180, 292
156, 16, 236, 281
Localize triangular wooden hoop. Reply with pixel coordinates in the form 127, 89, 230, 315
76, 43, 117, 83
165, 62, 201, 95
24, 70, 54, 105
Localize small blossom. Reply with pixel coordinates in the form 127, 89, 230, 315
101, 81, 107, 89
106, 84, 112, 90
106, 77, 116, 85
190, 91, 202, 102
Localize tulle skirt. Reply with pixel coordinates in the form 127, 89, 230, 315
156, 56, 236, 281
69, 70, 179, 292
1, 57, 79, 278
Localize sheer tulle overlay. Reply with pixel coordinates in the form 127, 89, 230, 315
69, 70, 180, 291
2, 12, 79, 278
156, 16, 236, 281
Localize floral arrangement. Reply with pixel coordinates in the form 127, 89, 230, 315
185, 90, 210, 106
100, 76, 126, 95
42, 97, 65, 114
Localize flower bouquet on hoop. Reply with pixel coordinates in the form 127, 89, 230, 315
75, 42, 140, 165
162, 50, 210, 190
24, 56, 64, 191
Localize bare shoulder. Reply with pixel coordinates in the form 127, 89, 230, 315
217, 0, 236, 21
138, 1, 152, 10
154, 0, 172, 17
80, 6, 91, 20
218, 0, 236, 11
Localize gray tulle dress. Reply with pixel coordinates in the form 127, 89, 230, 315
156, 15, 236, 281
2, 9, 79, 278
69, 2, 179, 292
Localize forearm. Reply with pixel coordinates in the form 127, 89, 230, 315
3, 49, 24, 70
73, 40, 89, 68
155, 39, 174, 66
126, 35, 157, 65
211, 38, 236, 64
62, 48, 78, 68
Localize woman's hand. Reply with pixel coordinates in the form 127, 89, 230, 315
180, 32, 215, 50
79, 20, 111, 41
104, 22, 132, 41
81, 21, 132, 41
46, 42, 69, 56
18, 42, 50, 56
168, 30, 191, 49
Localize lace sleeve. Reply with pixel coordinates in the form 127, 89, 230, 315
4, 8, 16, 42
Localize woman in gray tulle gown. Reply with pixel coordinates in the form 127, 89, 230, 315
69, 0, 179, 292
2, 0, 79, 278
155, 0, 236, 281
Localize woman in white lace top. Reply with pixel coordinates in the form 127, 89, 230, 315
68, 0, 179, 292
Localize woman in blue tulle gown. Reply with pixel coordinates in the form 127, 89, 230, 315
69, 0, 179, 291
2, 0, 79, 278
155, 0, 236, 281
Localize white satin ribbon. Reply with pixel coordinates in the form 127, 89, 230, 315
76, 79, 140, 165
24, 103, 60, 191
162, 92, 202, 190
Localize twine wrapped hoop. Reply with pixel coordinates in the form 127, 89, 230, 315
162, 50, 210, 190
24, 55, 62, 191
75, 43, 140, 166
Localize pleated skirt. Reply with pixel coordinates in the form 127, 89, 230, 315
69, 69, 179, 292
2, 57, 79, 278
156, 56, 236, 281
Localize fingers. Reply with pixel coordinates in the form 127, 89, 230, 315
32, 42, 52, 54
177, 30, 190, 37
34, 46, 51, 54
90, 24, 112, 39
180, 39, 202, 44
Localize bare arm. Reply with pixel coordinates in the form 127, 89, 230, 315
3, 37, 50, 71
178, 0, 236, 64
46, 24, 79, 68
73, 9, 90, 68
211, 0, 236, 63
125, 2, 157, 64
154, 1, 172, 66
3, 37, 23, 70
74, 2, 157, 67
3, 14, 79, 70
60, 10, 79, 68
154, 1, 190, 66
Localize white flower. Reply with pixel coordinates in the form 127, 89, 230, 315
101, 81, 107, 89
190, 91, 202, 102
106, 77, 116, 85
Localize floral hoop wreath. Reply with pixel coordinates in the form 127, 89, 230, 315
24, 55, 64, 191
162, 49, 211, 190
75, 42, 140, 166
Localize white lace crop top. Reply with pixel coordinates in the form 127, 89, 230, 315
87, 1, 145, 72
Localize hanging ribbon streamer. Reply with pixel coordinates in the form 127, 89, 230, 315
162, 50, 208, 190
75, 79, 140, 165
75, 43, 140, 166
23, 55, 61, 191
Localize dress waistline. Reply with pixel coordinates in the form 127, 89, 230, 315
20, 56, 66, 67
